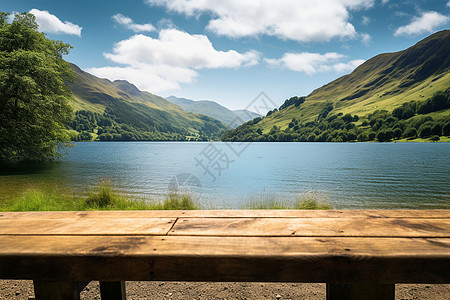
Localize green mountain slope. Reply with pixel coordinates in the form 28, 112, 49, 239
223, 30, 450, 142
67, 64, 227, 141
166, 96, 261, 127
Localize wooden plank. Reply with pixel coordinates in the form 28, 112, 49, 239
1, 210, 449, 219
0, 236, 448, 258
0, 217, 176, 235
169, 217, 450, 237
326, 283, 395, 300
99, 281, 126, 300
0, 236, 448, 283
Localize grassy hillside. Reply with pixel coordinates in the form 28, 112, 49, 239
222, 31, 450, 142
67, 65, 227, 141
166, 96, 262, 127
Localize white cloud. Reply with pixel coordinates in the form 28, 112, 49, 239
332, 59, 365, 72
29, 9, 82, 36
447, 1, 450, 7
112, 14, 155, 32
88, 65, 198, 92
88, 29, 259, 92
145, 0, 375, 42
265, 52, 364, 75
361, 32, 371, 45
362, 16, 370, 25
394, 11, 449, 36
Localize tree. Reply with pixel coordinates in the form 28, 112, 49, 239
0, 12, 74, 160
443, 121, 450, 136
342, 113, 353, 123
418, 123, 432, 138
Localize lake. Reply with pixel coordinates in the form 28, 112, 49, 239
1, 142, 449, 209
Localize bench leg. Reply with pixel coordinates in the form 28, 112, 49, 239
326, 283, 395, 300
33, 281, 89, 300
100, 281, 126, 300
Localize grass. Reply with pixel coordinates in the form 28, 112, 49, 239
1, 180, 331, 211
242, 191, 332, 210
1, 179, 198, 212
395, 136, 450, 143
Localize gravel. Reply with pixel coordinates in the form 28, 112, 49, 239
1, 280, 449, 299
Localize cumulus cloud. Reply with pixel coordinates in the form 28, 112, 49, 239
112, 14, 155, 32
145, 0, 376, 42
448, 1, 450, 7
88, 29, 259, 92
394, 11, 449, 36
29, 9, 82, 36
88, 65, 197, 92
265, 52, 364, 75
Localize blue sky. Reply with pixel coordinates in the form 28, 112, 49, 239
2, 0, 449, 110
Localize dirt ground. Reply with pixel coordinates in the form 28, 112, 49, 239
0, 280, 449, 299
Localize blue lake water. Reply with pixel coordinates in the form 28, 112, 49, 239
1, 142, 449, 209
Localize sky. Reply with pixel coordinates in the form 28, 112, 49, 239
2, 0, 450, 110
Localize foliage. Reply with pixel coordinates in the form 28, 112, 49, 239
0, 12, 74, 160
69, 104, 226, 142
222, 88, 450, 143
279, 96, 305, 110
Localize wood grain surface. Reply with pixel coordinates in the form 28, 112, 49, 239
0, 210, 448, 285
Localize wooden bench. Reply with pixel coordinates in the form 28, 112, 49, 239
0, 210, 448, 300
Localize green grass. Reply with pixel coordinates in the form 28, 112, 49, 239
1, 180, 198, 212
1, 181, 331, 211
395, 136, 450, 143
2, 187, 83, 212
242, 191, 332, 210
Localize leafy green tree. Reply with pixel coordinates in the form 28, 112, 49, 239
418, 123, 432, 138
0, 12, 74, 160
342, 113, 353, 123
377, 130, 393, 142
393, 128, 403, 139
403, 127, 417, 139
443, 121, 450, 136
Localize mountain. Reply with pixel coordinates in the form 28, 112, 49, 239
166, 96, 261, 128
233, 110, 263, 122
67, 64, 227, 141
222, 30, 450, 142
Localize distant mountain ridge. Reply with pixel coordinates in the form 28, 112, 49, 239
166, 96, 261, 127
67, 64, 227, 141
